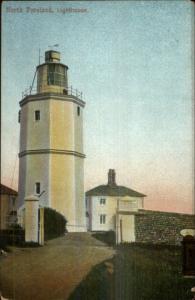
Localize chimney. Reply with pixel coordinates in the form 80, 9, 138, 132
108, 169, 117, 186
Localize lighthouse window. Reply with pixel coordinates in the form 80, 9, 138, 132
35, 110, 40, 121
35, 182, 41, 195
47, 64, 66, 87
77, 106, 80, 116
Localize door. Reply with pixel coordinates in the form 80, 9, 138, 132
121, 215, 135, 243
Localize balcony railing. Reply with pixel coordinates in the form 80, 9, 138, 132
22, 85, 83, 100
117, 200, 138, 212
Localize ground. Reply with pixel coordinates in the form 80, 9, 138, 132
68, 243, 195, 300
0, 233, 194, 300
0, 233, 115, 300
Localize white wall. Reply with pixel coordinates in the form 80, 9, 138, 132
18, 95, 85, 232
86, 195, 144, 232
20, 100, 50, 152
86, 196, 116, 231
25, 196, 39, 243
118, 196, 144, 211
18, 154, 50, 209
117, 214, 135, 243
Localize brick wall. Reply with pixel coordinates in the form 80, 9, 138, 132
135, 210, 195, 245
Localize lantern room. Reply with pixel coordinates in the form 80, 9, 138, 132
36, 50, 69, 94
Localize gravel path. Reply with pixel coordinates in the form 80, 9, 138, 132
0, 233, 115, 300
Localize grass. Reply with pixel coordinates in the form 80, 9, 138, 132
68, 243, 195, 300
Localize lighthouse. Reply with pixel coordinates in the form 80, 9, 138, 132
18, 50, 86, 232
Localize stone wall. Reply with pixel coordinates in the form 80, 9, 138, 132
135, 210, 195, 245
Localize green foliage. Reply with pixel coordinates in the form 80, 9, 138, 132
43, 207, 67, 240
0, 227, 25, 248
68, 244, 194, 300
19, 241, 40, 248
8, 223, 23, 230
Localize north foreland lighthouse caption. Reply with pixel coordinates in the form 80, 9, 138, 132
6, 6, 88, 14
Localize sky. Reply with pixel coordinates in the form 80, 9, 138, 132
1, 0, 194, 214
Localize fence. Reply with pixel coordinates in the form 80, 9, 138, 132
22, 84, 83, 100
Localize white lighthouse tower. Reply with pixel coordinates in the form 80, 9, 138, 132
18, 50, 86, 232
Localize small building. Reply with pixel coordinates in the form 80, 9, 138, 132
0, 184, 18, 229
86, 169, 146, 243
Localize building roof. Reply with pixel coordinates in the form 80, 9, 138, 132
86, 184, 146, 198
0, 184, 18, 196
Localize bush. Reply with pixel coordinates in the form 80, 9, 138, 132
8, 223, 23, 230
0, 208, 67, 248
43, 207, 67, 240
19, 241, 40, 248
0, 233, 8, 250
0, 226, 25, 248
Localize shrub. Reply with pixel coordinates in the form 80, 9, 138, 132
43, 207, 67, 240
0, 233, 8, 250
19, 241, 40, 248
0, 226, 25, 248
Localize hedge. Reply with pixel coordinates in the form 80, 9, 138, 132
0, 224, 25, 249
43, 207, 67, 240
0, 208, 67, 248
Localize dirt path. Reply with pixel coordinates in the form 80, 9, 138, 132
0, 233, 115, 300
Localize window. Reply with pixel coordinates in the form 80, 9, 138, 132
35, 182, 41, 194
77, 106, 80, 116
100, 214, 106, 224
9, 210, 17, 216
47, 64, 66, 87
11, 197, 16, 207
100, 198, 106, 205
35, 110, 40, 121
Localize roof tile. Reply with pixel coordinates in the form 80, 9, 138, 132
86, 185, 146, 197
0, 184, 18, 195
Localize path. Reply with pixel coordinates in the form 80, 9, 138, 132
0, 233, 115, 300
